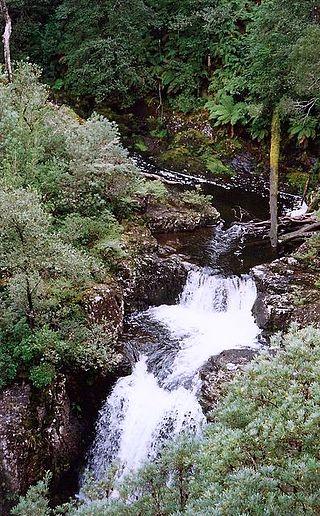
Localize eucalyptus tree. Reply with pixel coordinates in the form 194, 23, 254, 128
246, 0, 320, 250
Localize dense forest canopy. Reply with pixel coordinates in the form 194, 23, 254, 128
5, 0, 320, 187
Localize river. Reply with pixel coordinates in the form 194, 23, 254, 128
85, 157, 297, 490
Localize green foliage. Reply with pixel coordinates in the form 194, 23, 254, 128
11, 471, 52, 516
133, 138, 148, 152
288, 117, 318, 145
29, 362, 56, 389
206, 155, 233, 176
0, 187, 96, 326
141, 179, 167, 203
289, 24, 320, 101
0, 62, 156, 221
181, 187, 213, 209
206, 94, 248, 131
190, 325, 320, 514
8, 0, 256, 112
0, 187, 122, 387
6, 0, 320, 147
294, 235, 320, 270
0, 65, 149, 388
58, 212, 124, 261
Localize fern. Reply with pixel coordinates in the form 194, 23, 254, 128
289, 117, 318, 145
205, 94, 248, 136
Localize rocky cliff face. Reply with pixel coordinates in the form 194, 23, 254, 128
252, 254, 320, 332
0, 378, 82, 514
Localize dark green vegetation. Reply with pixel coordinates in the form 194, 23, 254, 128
13, 326, 320, 514
0, 62, 165, 390
7, 0, 320, 144
6, 0, 320, 185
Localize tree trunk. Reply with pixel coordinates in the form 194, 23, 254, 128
25, 277, 35, 330
269, 106, 281, 252
0, 0, 12, 82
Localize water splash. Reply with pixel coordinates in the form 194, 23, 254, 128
88, 268, 260, 482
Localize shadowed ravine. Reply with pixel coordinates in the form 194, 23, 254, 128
84, 157, 298, 491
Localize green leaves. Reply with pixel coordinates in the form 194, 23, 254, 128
205, 94, 248, 133
288, 117, 318, 145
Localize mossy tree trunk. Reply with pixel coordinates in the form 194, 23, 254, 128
269, 106, 281, 252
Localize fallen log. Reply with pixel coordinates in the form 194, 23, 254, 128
279, 221, 320, 243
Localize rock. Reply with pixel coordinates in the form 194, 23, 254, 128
118, 222, 190, 312
199, 348, 257, 417
228, 152, 257, 175
145, 204, 220, 234
118, 253, 188, 312
0, 378, 82, 514
252, 256, 320, 332
84, 281, 124, 337
164, 112, 214, 139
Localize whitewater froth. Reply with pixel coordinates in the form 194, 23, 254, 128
88, 268, 260, 481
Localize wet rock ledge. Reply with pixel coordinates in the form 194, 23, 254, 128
145, 203, 220, 234
200, 348, 258, 417
252, 253, 320, 332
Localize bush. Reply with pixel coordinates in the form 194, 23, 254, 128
181, 187, 213, 209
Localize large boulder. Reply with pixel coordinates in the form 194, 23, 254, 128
145, 204, 220, 234
118, 252, 188, 312
252, 255, 320, 332
199, 348, 258, 417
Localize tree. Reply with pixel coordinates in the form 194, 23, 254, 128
246, 0, 319, 251
0, 188, 94, 329
0, 0, 12, 81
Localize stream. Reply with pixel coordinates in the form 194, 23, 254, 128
85, 157, 297, 490
89, 268, 260, 482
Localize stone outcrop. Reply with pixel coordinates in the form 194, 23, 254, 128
118, 221, 194, 312
252, 255, 320, 332
0, 377, 82, 514
199, 348, 258, 417
119, 252, 188, 312
145, 204, 220, 234
84, 281, 124, 337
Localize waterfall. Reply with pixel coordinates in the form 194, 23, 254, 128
88, 268, 260, 483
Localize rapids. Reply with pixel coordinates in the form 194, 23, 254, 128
88, 267, 260, 482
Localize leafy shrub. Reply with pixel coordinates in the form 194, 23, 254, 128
11, 472, 52, 516
288, 116, 318, 145
181, 187, 213, 209
206, 155, 234, 176
29, 363, 56, 389
58, 211, 124, 260
205, 94, 248, 135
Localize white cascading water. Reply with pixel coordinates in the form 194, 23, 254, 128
88, 268, 260, 482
